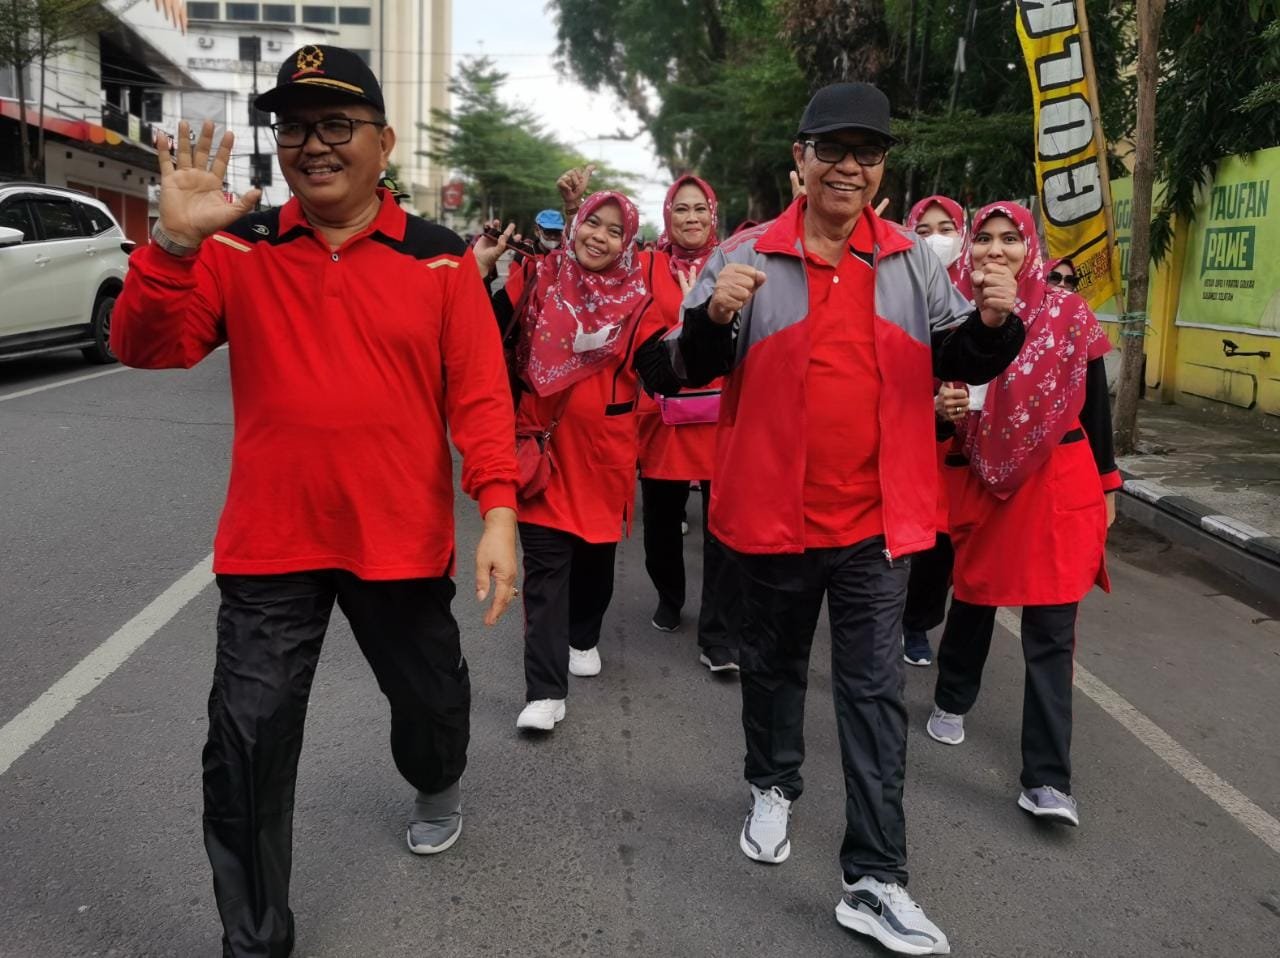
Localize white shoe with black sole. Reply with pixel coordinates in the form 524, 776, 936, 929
836, 876, 950, 955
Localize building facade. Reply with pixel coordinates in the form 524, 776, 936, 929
182, 0, 452, 217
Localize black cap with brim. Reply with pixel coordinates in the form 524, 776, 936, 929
797, 82, 897, 144
254, 44, 385, 115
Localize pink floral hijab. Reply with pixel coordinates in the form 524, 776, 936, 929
955, 201, 1110, 499
518, 191, 648, 397
657, 174, 719, 281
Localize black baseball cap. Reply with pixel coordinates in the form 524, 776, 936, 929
255, 45, 385, 115
797, 82, 897, 143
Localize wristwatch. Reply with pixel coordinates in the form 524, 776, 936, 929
151, 222, 200, 257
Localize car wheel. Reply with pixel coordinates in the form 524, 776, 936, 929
82, 293, 118, 364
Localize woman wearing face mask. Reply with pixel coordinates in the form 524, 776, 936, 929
924, 202, 1120, 828
634, 175, 741, 672
476, 192, 683, 733
900, 195, 970, 668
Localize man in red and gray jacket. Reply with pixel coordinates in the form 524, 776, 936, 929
672, 83, 1025, 955
112, 46, 518, 958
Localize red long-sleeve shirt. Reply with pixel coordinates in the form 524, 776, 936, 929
112, 190, 517, 579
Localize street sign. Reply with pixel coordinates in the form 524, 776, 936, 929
441, 180, 465, 211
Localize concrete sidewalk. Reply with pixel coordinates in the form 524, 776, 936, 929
1116, 400, 1280, 590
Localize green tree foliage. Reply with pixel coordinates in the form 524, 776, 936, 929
422, 57, 628, 230
551, 0, 807, 225
1149, 0, 1280, 259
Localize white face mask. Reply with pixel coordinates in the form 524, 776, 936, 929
573, 320, 620, 354
541, 237, 561, 250
923, 232, 963, 267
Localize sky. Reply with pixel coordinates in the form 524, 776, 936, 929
450, 2, 669, 228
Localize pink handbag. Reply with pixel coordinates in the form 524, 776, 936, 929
657, 389, 721, 426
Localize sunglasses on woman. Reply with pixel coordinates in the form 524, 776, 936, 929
1047, 271, 1079, 290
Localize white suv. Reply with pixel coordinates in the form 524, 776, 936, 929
0, 183, 134, 364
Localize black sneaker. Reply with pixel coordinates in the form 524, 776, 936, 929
651, 602, 681, 632
699, 645, 739, 673
903, 629, 933, 667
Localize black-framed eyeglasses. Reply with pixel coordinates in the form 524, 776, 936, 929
269, 118, 385, 148
804, 139, 888, 167
1047, 271, 1079, 289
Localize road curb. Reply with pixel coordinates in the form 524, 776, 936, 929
1118, 475, 1280, 596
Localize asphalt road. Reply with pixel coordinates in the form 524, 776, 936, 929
2, 352, 1279, 958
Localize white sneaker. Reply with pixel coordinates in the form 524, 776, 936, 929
739, 784, 792, 863
926, 706, 965, 745
568, 646, 601, 677
837, 876, 950, 954
516, 698, 565, 731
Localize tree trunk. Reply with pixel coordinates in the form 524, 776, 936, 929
12, 0, 32, 178
36, 34, 47, 182
1112, 0, 1167, 455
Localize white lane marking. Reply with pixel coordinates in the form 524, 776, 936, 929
0, 365, 131, 403
0, 554, 215, 777
996, 608, 1280, 856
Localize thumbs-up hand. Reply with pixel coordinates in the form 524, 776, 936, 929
557, 163, 596, 209
708, 264, 767, 325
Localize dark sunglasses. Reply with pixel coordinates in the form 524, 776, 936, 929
269, 117, 385, 148
803, 139, 888, 167
1047, 271, 1079, 289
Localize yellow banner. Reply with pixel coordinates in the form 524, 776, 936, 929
1015, 0, 1120, 308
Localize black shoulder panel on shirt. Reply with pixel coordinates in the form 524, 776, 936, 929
220, 208, 311, 246
370, 216, 467, 261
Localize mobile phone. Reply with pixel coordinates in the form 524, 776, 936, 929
483, 225, 538, 257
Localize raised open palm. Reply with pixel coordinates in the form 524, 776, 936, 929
155, 120, 261, 247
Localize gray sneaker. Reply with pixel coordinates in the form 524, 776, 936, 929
926, 706, 965, 745
1018, 786, 1079, 826
739, 784, 792, 864
406, 782, 462, 855
837, 876, 950, 955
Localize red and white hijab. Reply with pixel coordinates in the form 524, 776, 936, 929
906, 194, 967, 285
518, 191, 648, 397
955, 201, 1110, 499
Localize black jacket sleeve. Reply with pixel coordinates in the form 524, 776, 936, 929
674, 297, 737, 386
634, 329, 688, 397
932, 311, 1026, 384
1080, 356, 1118, 478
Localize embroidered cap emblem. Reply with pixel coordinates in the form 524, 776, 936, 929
294, 45, 324, 76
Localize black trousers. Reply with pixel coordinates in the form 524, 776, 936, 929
640, 477, 740, 651
734, 536, 911, 886
902, 533, 954, 633
206, 571, 469, 958
933, 598, 1078, 791
519, 522, 617, 701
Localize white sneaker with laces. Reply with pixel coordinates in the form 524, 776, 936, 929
739, 784, 792, 863
837, 875, 950, 955
516, 698, 566, 731
568, 646, 601, 677
926, 706, 965, 745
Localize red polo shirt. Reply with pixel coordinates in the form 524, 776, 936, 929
802, 216, 884, 548
112, 189, 518, 579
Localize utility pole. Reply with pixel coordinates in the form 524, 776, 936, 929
248, 34, 262, 209
1112, 0, 1168, 455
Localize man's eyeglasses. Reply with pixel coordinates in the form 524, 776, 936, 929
804, 139, 888, 167
1047, 271, 1080, 290
269, 118, 385, 148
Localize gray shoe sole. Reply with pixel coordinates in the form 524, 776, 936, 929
1017, 792, 1079, 826
406, 819, 462, 855
925, 720, 964, 746
836, 898, 949, 955
699, 653, 740, 673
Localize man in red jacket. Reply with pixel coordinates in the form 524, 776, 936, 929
673, 83, 1025, 955
111, 46, 518, 958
